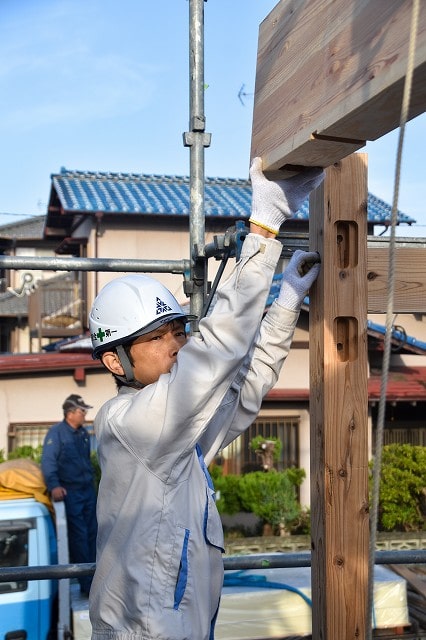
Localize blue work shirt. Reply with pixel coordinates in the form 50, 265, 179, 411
41, 419, 94, 492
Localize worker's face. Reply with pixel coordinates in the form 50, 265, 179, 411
66, 408, 87, 428
129, 319, 187, 386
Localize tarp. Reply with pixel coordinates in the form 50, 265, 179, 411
216, 565, 409, 639
0, 459, 53, 512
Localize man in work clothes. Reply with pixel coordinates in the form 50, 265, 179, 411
41, 394, 97, 596
88, 158, 324, 639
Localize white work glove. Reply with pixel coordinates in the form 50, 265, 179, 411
278, 250, 321, 311
249, 157, 325, 234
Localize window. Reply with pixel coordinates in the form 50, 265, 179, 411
0, 521, 30, 593
383, 427, 426, 446
8, 423, 51, 450
224, 417, 300, 474
8, 422, 96, 453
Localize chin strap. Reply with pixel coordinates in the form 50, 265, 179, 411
115, 344, 144, 390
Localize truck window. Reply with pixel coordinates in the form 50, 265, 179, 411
0, 522, 30, 593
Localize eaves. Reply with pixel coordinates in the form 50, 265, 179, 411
0, 352, 103, 383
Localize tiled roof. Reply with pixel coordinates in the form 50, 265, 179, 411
0, 351, 102, 375
51, 171, 251, 219
50, 169, 416, 225
0, 288, 29, 317
0, 215, 46, 240
368, 367, 426, 402
266, 366, 426, 402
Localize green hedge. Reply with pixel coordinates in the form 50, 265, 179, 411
3, 443, 425, 532
372, 443, 426, 532
211, 465, 306, 534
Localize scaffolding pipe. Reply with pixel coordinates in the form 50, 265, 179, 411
183, 0, 211, 327
2, 236, 424, 274
1, 549, 425, 582
0, 255, 190, 274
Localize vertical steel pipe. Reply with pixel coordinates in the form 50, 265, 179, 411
184, 0, 211, 329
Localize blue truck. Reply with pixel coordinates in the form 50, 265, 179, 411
0, 464, 91, 640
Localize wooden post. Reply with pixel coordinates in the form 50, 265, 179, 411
250, 1, 426, 636
309, 154, 370, 639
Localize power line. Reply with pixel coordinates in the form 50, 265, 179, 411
0, 212, 42, 219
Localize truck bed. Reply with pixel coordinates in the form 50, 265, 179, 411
70, 580, 91, 640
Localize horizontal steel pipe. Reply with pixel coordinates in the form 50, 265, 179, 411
0, 255, 190, 274
1, 549, 425, 582
0, 562, 96, 581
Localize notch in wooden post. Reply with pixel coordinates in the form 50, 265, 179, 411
335, 221, 358, 269
334, 316, 358, 362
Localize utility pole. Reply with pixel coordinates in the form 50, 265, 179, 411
183, 0, 211, 330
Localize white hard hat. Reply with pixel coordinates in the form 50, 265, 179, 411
89, 274, 192, 359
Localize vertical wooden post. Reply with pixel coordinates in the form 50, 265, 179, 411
309, 154, 370, 639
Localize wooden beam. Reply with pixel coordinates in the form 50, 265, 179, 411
251, 0, 426, 175
367, 245, 426, 313
309, 155, 370, 639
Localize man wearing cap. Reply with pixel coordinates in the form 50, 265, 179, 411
41, 394, 97, 596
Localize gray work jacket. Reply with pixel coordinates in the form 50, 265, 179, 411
90, 234, 300, 640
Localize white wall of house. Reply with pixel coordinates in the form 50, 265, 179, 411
275, 347, 310, 388
86, 224, 239, 305
0, 369, 116, 455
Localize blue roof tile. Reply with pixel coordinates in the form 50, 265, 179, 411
50, 169, 415, 225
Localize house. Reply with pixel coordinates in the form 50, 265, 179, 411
0, 169, 425, 507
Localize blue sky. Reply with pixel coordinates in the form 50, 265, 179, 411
0, 0, 424, 236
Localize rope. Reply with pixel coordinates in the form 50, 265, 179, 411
366, 1, 420, 637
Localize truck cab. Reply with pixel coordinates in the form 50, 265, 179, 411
0, 498, 57, 640
0, 459, 92, 639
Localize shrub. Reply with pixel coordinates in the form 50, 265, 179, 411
287, 507, 311, 535
91, 451, 101, 492
372, 444, 426, 531
210, 466, 243, 515
238, 470, 304, 533
7, 445, 43, 464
